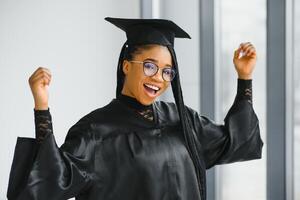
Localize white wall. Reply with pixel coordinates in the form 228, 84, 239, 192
0, 0, 140, 197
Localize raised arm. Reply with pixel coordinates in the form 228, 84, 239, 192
7, 67, 96, 199
186, 79, 263, 169
186, 42, 263, 169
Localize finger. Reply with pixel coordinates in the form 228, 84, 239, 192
239, 43, 252, 55
34, 72, 51, 82
30, 72, 51, 85
31, 67, 52, 78
32, 67, 45, 76
33, 69, 52, 80
246, 48, 256, 56
236, 46, 249, 59
234, 48, 241, 59
30, 76, 51, 88
247, 50, 257, 58
30, 73, 51, 86
42, 67, 52, 75
42, 76, 51, 86
240, 43, 253, 52
244, 46, 256, 56
42, 75, 51, 86
239, 42, 251, 49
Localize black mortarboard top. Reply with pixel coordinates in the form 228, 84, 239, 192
105, 17, 191, 47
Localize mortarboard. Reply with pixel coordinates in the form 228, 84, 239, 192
104, 17, 191, 47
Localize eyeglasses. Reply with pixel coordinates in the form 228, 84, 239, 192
129, 60, 176, 82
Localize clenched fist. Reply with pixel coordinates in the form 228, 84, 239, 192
233, 42, 257, 80
28, 67, 52, 110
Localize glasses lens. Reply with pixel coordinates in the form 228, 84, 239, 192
143, 62, 158, 76
163, 68, 176, 81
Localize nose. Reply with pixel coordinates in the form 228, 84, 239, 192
151, 68, 164, 82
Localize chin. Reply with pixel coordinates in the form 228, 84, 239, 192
138, 97, 155, 105
136, 91, 157, 105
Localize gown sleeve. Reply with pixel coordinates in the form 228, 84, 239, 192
7, 108, 96, 200
186, 79, 264, 169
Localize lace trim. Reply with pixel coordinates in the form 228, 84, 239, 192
34, 108, 53, 143
235, 79, 253, 105
116, 94, 154, 122
136, 107, 154, 121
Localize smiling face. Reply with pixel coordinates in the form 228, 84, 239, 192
121, 44, 173, 105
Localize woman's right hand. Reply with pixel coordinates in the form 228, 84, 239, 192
28, 67, 52, 110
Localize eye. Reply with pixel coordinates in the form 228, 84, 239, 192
163, 68, 173, 75
143, 62, 157, 70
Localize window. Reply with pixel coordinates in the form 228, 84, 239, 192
294, 0, 300, 198
215, 0, 266, 199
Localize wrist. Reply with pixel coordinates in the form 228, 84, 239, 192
34, 103, 49, 110
238, 74, 252, 80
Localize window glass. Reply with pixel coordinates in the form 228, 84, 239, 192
216, 0, 266, 199
294, 0, 300, 199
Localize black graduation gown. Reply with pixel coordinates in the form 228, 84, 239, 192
7, 88, 263, 200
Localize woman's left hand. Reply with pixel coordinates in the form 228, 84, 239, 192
233, 42, 257, 80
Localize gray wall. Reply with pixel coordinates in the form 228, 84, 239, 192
0, 0, 140, 197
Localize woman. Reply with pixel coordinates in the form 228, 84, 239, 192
7, 17, 263, 200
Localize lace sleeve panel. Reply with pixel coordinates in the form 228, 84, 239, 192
234, 79, 253, 105
34, 108, 53, 143
136, 107, 154, 121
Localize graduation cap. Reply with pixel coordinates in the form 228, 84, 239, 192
105, 16, 206, 199
104, 17, 192, 96
104, 17, 191, 47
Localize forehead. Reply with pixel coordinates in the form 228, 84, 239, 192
134, 45, 173, 66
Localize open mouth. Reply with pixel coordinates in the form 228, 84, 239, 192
143, 83, 161, 97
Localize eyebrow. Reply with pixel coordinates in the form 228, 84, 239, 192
144, 58, 172, 67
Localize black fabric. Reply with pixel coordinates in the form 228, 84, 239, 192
34, 108, 53, 143
7, 86, 263, 200
235, 79, 253, 104
105, 17, 191, 47
116, 93, 154, 122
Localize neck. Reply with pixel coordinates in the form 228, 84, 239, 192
117, 93, 152, 110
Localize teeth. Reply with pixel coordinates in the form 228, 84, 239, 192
145, 84, 160, 91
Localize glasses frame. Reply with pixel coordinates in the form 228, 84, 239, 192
128, 60, 176, 82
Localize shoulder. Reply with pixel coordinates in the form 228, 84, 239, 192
155, 100, 198, 116
156, 100, 203, 126
154, 100, 177, 112
65, 100, 117, 139
154, 100, 197, 124
75, 99, 118, 124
